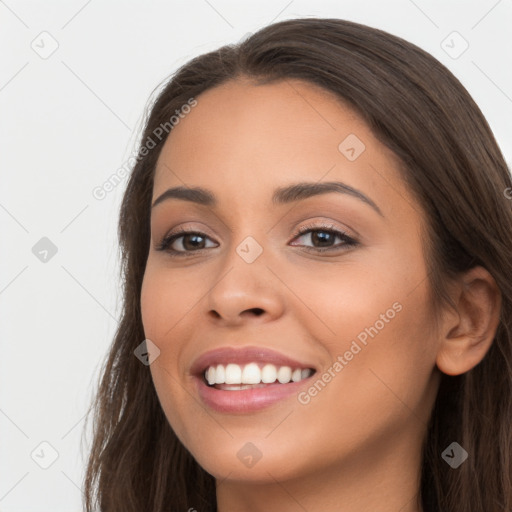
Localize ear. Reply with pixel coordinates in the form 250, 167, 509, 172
436, 266, 502, 376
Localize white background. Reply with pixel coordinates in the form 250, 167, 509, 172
1, 1, 511, 510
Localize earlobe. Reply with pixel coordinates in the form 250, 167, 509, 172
435, 266, 502, 376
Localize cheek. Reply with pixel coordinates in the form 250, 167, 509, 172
291, 255, 400, 351
140, 263, 194, 341
292, 283, 437, 469
141, 271, 189, 446
297, 242, 436, 407
140, 264, 204, 439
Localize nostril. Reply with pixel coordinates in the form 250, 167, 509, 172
248, 308, 264, 316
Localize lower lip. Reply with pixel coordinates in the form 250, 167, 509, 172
194, 375, 314, 413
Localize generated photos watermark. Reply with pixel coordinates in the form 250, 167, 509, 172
92, 97, 197, 201
298, 301, 403, 405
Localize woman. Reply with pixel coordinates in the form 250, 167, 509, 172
83, 17, 512, 512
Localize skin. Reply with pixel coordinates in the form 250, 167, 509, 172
140, 78, 502, 512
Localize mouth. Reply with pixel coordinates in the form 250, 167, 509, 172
202, 362, 315, 390
190, 346, 318, 413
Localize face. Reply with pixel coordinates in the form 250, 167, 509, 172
141, 78, 442, 483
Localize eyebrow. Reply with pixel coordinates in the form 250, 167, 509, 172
151, 181, 384, 217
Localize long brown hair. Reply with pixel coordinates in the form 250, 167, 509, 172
82, 17, 512, 511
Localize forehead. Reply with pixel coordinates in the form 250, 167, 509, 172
155, 77, 368, 170
152, 78, 411, 216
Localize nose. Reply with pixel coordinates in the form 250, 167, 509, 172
205, 252, 285, 326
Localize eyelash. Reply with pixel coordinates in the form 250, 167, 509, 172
155, 222, 359, 258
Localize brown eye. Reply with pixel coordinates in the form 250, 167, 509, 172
156, 229, 217, 255
290, 224, 358, 253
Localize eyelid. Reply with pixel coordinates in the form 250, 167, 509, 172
157, 219, 351, 245
163, 222, 217, 240
155, 218, 359, 256
161, 216, 356, 239
290, 219, 356, 240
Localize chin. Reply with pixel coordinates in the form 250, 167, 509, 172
187, 439, 305, 483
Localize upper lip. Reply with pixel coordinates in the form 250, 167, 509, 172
190, 346, 317, 376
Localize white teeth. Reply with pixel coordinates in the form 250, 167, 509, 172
261, 364, 277, 383
225, 363, 242, 384
242, 362, 261, 384
203, 363, 314, 387
291, 368, 302, 382
206, 366, 216, 386
214, 364, 225, 384
277, 366, 292, 383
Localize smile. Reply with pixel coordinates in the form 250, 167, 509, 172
204, 363, 314, 388
190, 346, 318, 413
